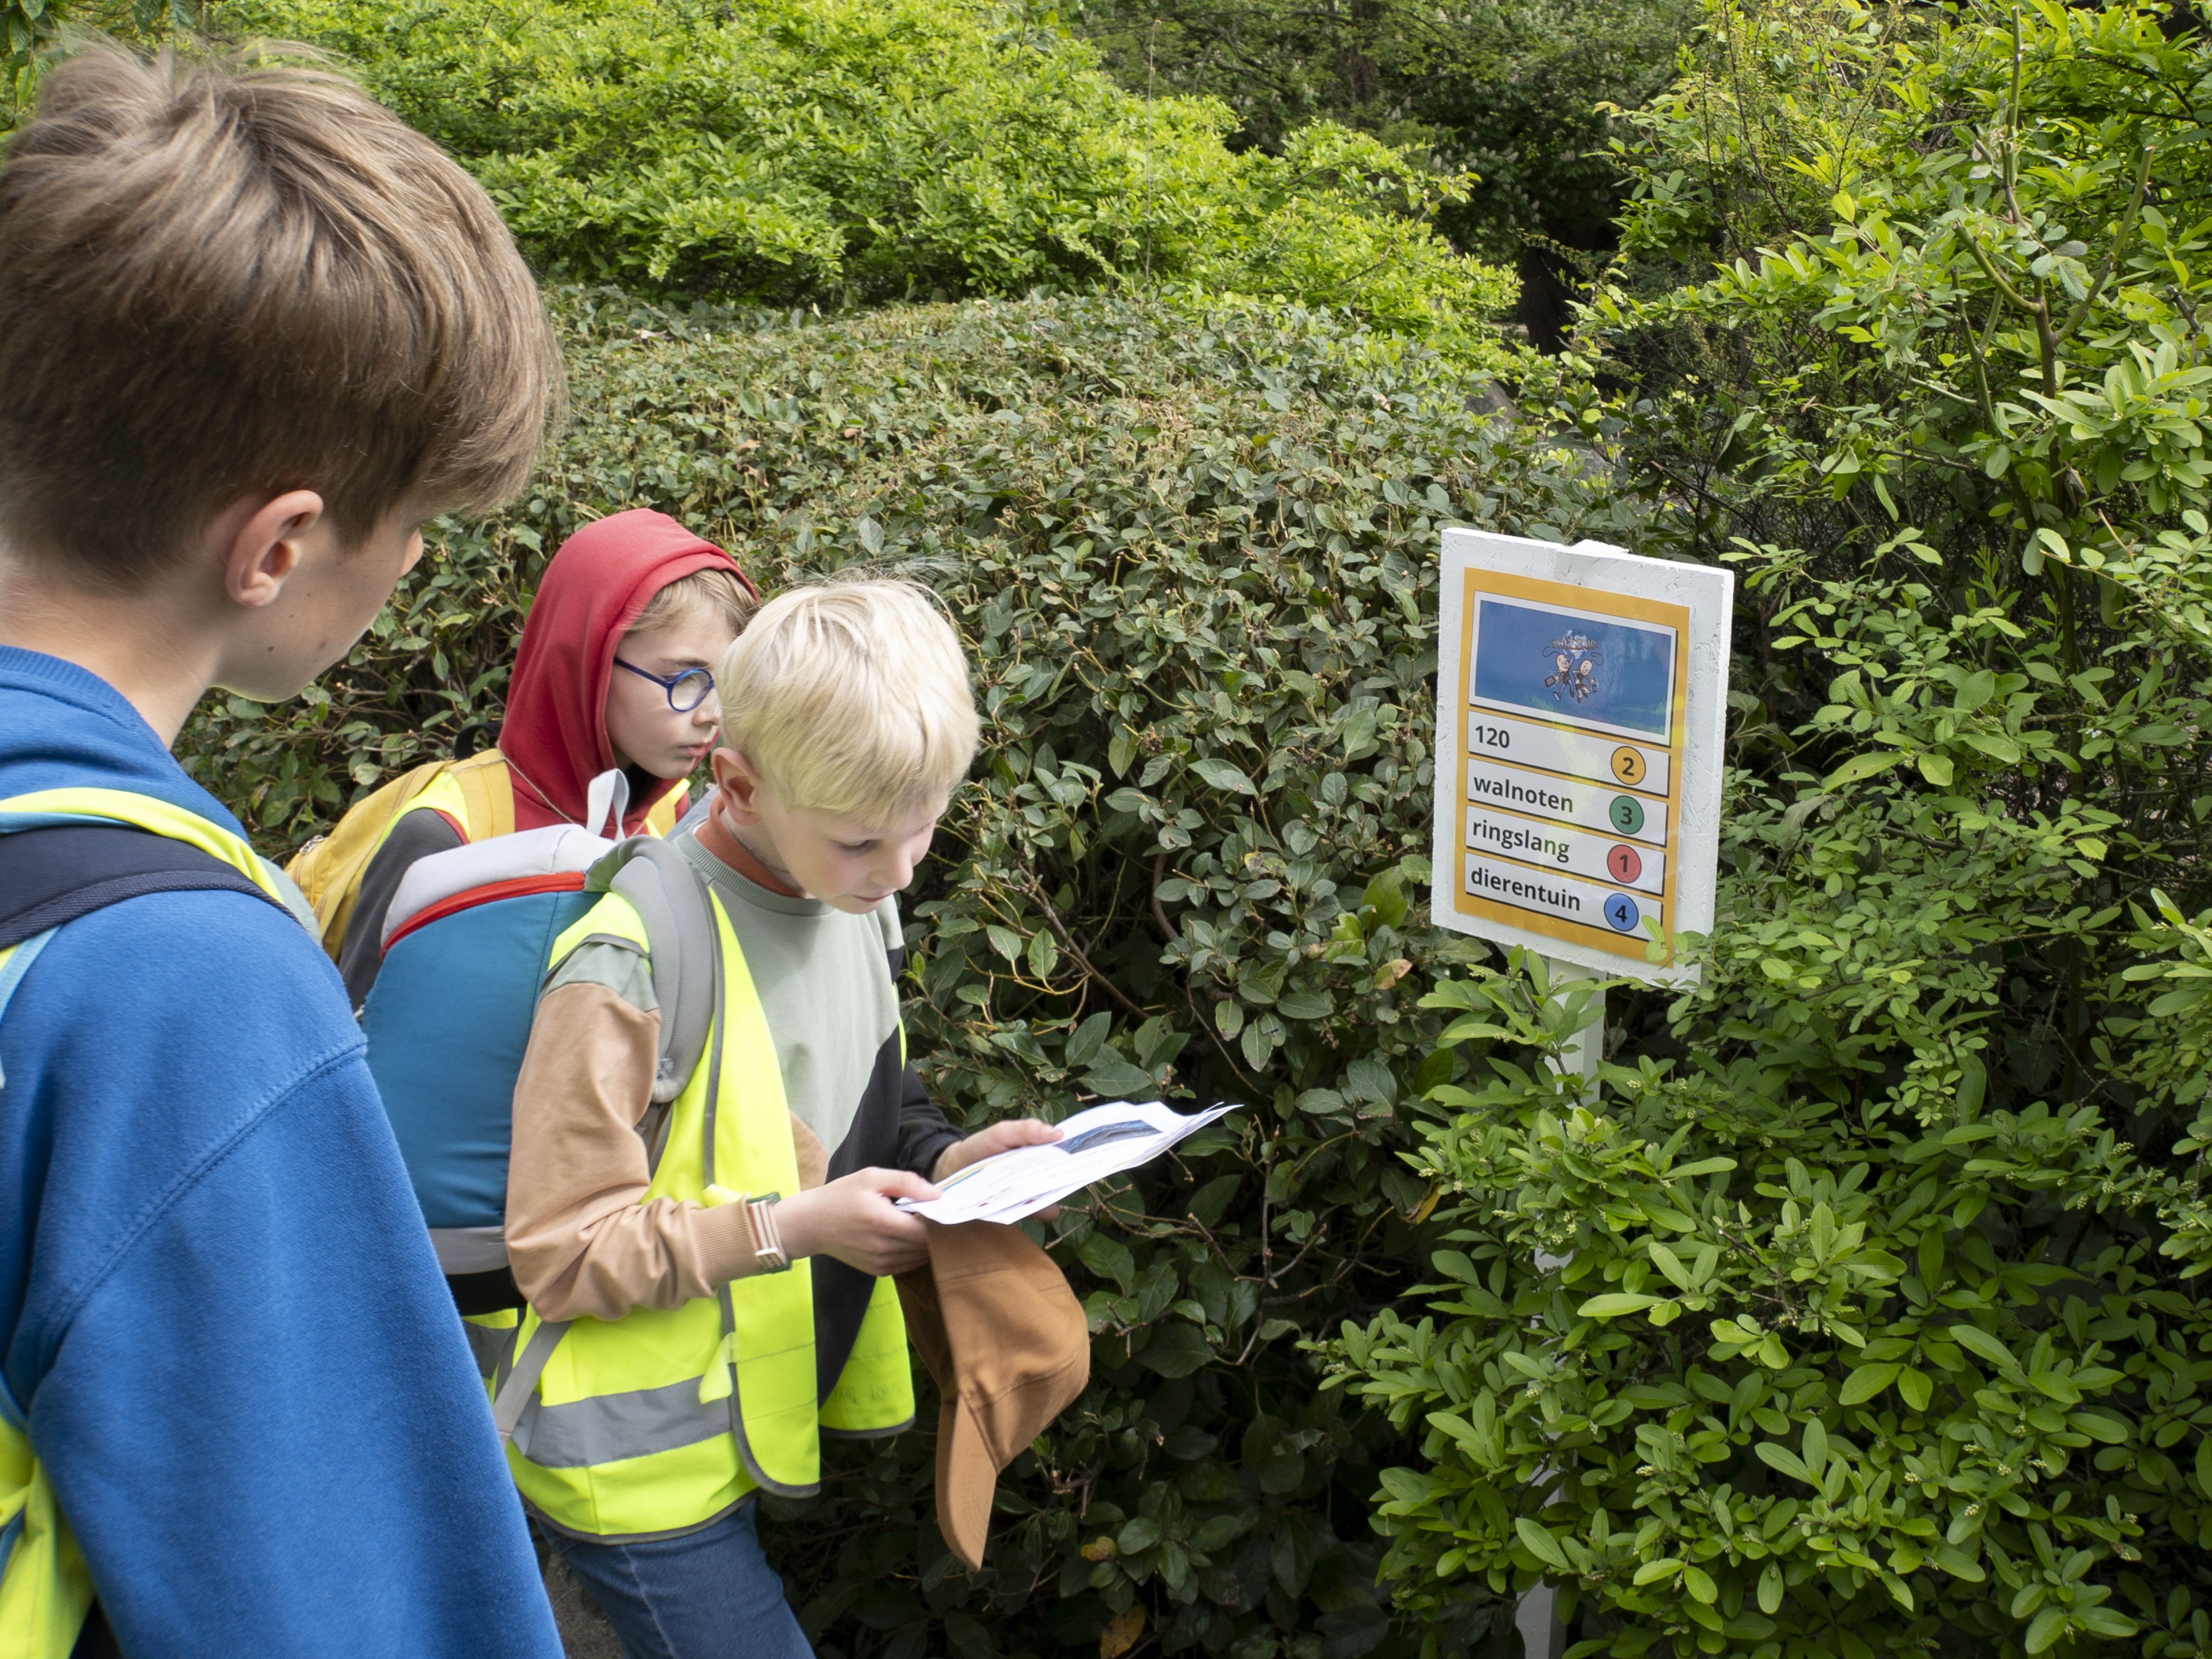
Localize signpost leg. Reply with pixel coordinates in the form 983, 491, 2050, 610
1518, 954, 1598, 1659
1515, 1584, 1567, 1659
1540, 955, 1604, 1091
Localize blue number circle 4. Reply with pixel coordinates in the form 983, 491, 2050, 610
1604, 893, 1640, 933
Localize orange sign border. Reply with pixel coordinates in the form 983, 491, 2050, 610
1451, 568, 1692, 963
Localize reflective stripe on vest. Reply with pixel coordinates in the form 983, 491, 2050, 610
0, 790, 289, 1657
502, 886, 914, 1539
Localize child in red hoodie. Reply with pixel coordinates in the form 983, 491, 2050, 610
331, 509, 756, 1006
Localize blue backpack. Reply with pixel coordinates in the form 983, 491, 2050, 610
361, 831, 717, 1315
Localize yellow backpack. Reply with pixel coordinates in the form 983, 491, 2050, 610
287, 750, 516, 961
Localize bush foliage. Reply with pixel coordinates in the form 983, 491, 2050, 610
180, 292, 1626, 1656
217, 0, 1515, 361
1322, 2, 2212, 1657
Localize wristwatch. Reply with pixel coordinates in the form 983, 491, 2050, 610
742, 1192, 789, 1274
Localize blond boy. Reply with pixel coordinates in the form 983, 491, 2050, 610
502, 581, 1052, 1657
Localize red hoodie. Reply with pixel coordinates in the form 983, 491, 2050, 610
497, 509, 754, 834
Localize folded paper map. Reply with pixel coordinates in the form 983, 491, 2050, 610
899, 1100, 1239, 1225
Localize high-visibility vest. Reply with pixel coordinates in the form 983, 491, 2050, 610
0, 788, 298, 1658
287, 752, 685, 960
489, 881, 915, 1540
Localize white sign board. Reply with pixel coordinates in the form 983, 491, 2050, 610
1431, 531, 1733, 985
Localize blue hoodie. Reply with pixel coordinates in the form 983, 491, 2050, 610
0, 647, 561, 1658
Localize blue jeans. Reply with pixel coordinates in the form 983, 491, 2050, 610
540, 1499, 814, 1659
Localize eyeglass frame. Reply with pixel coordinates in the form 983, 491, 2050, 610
613, 656, 717, 714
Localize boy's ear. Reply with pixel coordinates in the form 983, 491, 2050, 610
709, 746, 767, 827
219, 489, 327, 610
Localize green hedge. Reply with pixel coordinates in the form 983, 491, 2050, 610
214, 0, 1516, 364
1322, 3, 2212, 1656
181, 291, 1629, 1656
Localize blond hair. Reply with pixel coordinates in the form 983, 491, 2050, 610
0, 44, 560, 591
716, 580, 978, 824
629, 566, 759, 641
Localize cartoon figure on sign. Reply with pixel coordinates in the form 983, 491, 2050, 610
1545, 631, 1601, 704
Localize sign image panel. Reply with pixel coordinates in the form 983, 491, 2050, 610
1431, 531, 1733, 985
1470, 598, 1677, 742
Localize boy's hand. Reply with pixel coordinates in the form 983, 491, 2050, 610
931, 1118, 1063, 1182
777, 1168, 938, 1276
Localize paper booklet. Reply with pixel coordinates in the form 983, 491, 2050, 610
898, 1100, 1240, 1226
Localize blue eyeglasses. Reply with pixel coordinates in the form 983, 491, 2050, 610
615, 657, 716, 713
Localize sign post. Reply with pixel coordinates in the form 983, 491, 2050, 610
1431, 530, 1732, 1659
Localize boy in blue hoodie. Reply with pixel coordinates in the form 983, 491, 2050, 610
0, 47, 565, 1658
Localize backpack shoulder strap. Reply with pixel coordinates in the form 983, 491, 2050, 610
286, 758, 452, 955
447, 750, 515, 842
585, 838, 718, 1107
0, 824, 288, 950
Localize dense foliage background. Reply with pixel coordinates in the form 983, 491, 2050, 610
203, 0, 1516, 362
30, 0, 2212, 1655
1067, 0, 1695, 346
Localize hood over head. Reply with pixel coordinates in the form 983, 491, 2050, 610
497, 509, 753, 834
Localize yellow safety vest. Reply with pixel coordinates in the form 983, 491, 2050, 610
0, 789, 296, 1659
485, 883, 914, 1540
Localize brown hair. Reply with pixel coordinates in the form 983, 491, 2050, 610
0, 44, 561, 591
628, 566, 759, 641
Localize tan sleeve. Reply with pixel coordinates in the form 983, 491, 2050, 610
505, 980, 759, 1322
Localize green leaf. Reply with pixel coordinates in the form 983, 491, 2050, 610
2024, 1607, 2066, 1654
1363, 866, 1409, 928
1190, 756, 1255, 794
1755, 1441, 1812, 1483
1516, 1518, 1571, 1572
1027, 926, 1059, 977
1839, 1361, 1901, 1405
1947, 1324, 2019, 1370
1107, 727, 1137, 777
1083, 1057, 1159, 1098
1139, 1321, 1215, 1378
1934, 1544, 1985, 1583
1576, 1293, 1663, 1318
1683, 1564, 1717, 1604
1822, 751, 1902, 789
1898, 1369, 1934, 1412
1758, 1562, 1784, 1614
1064, 1011, 1112, 1068
1076, 1232, 1135, 1293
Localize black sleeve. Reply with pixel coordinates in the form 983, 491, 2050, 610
880, 935, 962, 1178
337, 809, 467, 1013
892, 1061, 962, 1180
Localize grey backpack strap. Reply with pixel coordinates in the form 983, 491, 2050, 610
587, 837, 718, 1106
492, 1317, 572, 1445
